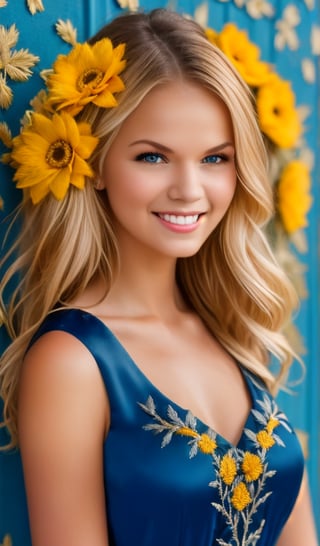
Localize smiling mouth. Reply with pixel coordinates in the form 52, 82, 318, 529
155, 213, 201, 225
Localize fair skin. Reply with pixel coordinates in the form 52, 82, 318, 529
18, 81, 318, 546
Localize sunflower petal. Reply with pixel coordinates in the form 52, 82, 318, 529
76, 134, 99, 158
72, 154, 94, 177
49, 168, 71, 200
29, 181, 51, 204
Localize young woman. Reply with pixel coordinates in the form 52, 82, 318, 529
0, 8, 318, 546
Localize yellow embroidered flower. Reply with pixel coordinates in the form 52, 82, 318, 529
256, 75, 302, 148
176, 427, 198, 439
198, 433, 217, 454
11, 111, 99, 204
277, 160, 312, 234
231, 482, 252, 511
0, 534, 12, 546
256, 429, 275, 449
242, 452, 263, 482
266, 417, 280, 434
219, 454, 237, 485
46, 39, 126, 116
215, 23, 272, 86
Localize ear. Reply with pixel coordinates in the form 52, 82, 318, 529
93, 178, 105, 191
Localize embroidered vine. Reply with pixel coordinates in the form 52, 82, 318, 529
139, 385, 293, 546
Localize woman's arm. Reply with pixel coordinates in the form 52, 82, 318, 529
18, 330, 110, 546
276, 471, 318, 546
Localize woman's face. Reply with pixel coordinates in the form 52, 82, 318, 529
101, 80, 237, 261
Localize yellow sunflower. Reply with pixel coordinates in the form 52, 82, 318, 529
256, 75, 302, 148
214, 23, 272, 86
277, 160, 312, 234
46, 38, 126, 116
11, 111, 99, 204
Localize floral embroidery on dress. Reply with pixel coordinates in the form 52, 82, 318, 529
139, 379, 293, 546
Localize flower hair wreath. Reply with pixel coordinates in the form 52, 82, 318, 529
4, 38, 126, 204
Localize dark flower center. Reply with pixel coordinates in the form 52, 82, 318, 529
46, 139, 73, 168
77, 68, 104, 91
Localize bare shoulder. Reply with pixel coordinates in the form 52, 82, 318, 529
22, 328, 103, 384
18, 330, 109, 546
20, 329, 109, 425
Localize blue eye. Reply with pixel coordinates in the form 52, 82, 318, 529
136, 152, 164, 164
202, 155, 224, 164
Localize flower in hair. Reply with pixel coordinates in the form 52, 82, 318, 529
10, 111, 99, 204
46, 39, 126, 116
3, 37, 126, 203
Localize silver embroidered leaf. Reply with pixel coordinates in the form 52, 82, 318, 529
167, 404, 184, 426
139, 396, 156, 416
211, 502, 226, 513
244, 428, 257, 442
185, 410, 197, 430
161, 431, 174, 448
188, 441, 199, 459
250, 409, 267, 425
273, 433, 285, 447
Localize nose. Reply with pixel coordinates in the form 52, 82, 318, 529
167, 162, 204, 202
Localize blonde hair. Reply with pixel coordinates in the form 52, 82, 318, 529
0, 9, 298, 447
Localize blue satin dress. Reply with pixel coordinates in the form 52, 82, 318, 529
29, 309, 304, 545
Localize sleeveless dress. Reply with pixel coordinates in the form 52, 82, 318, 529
30, 308, 304, 546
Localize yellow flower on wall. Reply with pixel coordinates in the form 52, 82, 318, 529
210, 23, 272, 86
277, 160, 312, 234
256, 75, 302, 148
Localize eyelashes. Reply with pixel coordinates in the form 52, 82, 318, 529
135, 152, 166, 164
135, 152, 230, 164
202, 154, 228, 164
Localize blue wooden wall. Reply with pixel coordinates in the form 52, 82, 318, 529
0, 1, 319, 543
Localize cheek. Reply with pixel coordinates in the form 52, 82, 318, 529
210, 171, 237, 210
106, 166, 162, 207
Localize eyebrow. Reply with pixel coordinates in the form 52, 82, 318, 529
129, 139, 234, 154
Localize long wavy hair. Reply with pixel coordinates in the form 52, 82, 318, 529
0, 9, 298, 447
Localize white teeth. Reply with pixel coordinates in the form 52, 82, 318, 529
159, 214, 199, 225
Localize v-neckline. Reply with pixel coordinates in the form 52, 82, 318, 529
54, 308, 258, 450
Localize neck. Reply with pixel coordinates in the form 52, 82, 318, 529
110, 263, 185, 318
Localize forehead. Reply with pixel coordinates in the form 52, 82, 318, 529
114, 80, 234, 145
